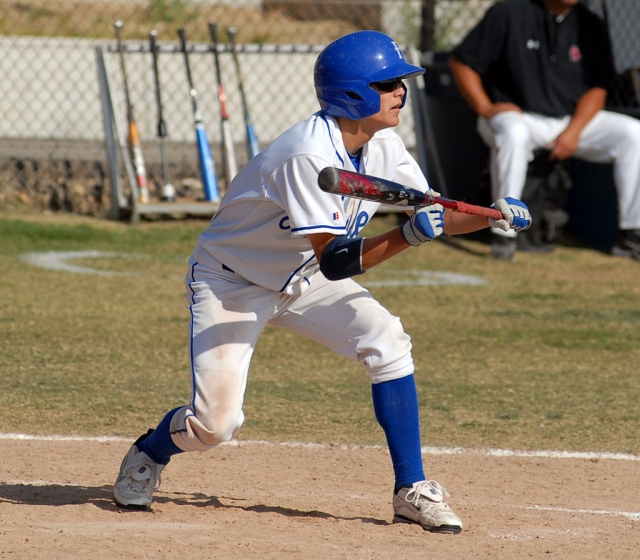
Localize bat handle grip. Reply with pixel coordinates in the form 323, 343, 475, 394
457, 202, 503, 220
177, 28, 186, 50
434, 197, 504, 220
209, 22, 218, 43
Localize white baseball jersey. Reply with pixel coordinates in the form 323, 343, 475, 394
191, 111, 430, 295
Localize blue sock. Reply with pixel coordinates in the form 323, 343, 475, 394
138, 407, 185, 465
371, 375, 425, 490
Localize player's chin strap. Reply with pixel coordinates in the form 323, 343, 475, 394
319, 235, 365, 281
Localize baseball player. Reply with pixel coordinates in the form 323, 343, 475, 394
113, 31, 531, 534
449, 0, 640, 261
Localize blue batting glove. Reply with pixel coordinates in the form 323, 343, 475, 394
489, 197, 532, 232
401, 204, 445, 246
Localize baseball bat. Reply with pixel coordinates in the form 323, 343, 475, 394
227, 27, 260, 160
177, 27, 220, 202
317, 167, 503, 220
149, 30, 176, 202
114, 20, 150, 204
208, 22, 238, 185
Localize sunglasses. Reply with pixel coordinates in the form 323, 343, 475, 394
371, 78, 405, 92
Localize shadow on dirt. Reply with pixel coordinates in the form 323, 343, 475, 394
0, 483, 389, 526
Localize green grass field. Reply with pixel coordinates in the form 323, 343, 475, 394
2, 211, 640, 454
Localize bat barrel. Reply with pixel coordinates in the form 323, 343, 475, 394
318, 167, 428, 206
318, 167, 340, 194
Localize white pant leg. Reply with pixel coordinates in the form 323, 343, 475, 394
478, 112, 571, 237
269, 273, 414, 384
572, 110, 640, 230
171, 259, 283, 452
478, 112, 533, 201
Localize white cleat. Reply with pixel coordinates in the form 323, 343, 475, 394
393, 480, 463, 534
113, 431, 164, 509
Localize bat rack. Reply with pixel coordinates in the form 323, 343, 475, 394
96, 40, 434, 222
96, 43, 222, 223
96, 41, 327, 223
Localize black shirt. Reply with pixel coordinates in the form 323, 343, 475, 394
451, 0, 615, 117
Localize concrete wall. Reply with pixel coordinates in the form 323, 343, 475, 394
0, 36, 418, 162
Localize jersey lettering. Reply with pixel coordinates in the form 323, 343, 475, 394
279, 216, 291, 230
347, 211, 370, 238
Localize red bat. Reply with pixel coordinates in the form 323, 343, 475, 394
317, 167, 502, 220
115, 20, 149, 204
209, 22, 238, 185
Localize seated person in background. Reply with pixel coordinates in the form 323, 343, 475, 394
449, 0, 640, 261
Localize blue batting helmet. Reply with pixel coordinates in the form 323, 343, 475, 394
314, 31, 424, 120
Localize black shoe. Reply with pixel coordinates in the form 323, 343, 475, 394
611, 230, 640, 260
490, 234, 517, 261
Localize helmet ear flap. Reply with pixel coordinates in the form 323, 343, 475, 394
315, 85, 380, 120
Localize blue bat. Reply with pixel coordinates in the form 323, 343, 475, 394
178, 27, 220, 202
245, 118, 260, 161
195, 122, 218, 201
227, 27, 260, 161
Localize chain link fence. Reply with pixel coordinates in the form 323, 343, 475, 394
0, 0, 637, 219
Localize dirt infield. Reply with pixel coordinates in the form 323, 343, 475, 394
1, 438, 639, 559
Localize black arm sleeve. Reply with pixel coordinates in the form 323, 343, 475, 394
319, 236, 365, 281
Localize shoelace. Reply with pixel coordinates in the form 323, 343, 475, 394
124, 455, 162, 491
405, 480, 450, 507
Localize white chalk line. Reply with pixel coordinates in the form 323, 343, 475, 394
362, 270, 488, 287
19, 251, 488, 287
524, 504, 640, 522
1, 432, 638, 462
19, 250, 184, 280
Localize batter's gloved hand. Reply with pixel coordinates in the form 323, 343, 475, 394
401, 204, 445, 246
488, 197, 532, 232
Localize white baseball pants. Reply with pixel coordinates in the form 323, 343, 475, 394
169, 258, 414, 453
477, 110, 640, 236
